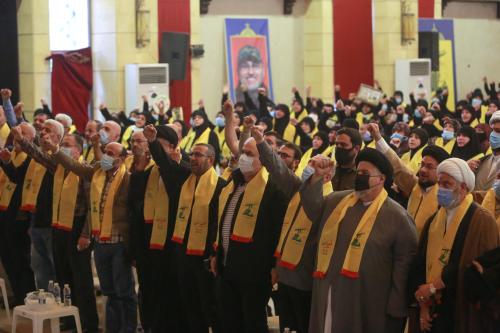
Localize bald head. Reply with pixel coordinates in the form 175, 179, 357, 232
104, 142, 125, 158
102, 121, 121, 143
19, 123, 36, 141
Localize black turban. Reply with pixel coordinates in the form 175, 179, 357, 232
422, 145, 450, 164
156, 125, 178, 147
356, 148, 394, 189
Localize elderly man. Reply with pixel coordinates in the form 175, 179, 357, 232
409, 158, 499, 333
0, 123, 37, 305
302, 148, 417, 333
55, 113, 74, 135
470, 111, 500, 190
83, 120, 102, 162
53, 140, 136, 333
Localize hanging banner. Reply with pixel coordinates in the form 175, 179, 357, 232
419, 19, 457, 111
225, 18, 274, 106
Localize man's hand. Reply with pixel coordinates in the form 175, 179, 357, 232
0, 149, 11, 163
1, 89, 12, 100
367, 123, 382, 141
142, 95, 148, 102
310, 155, 334, 183
483, 76, 488, 83
223, 84, 229, 95
14, 102, 24, 118
157, 100, 165, 115
335, 84, 341, 92
11, 126, 23, 142
90, 133, 101, 147
419, 303, 433, 331
77, 236, 90, 251
242, 116, 255, 132
222, 100, 234, 120
143, 124, 157, 143
251, 125, 265, 144
289, 118, 299, 126
472, 260, 484, 274
99, 103, 106, 110
40, 98, 47, 106
467, 159, 480, 173
198, 99, 204, 108
291, 87, 298, 94
306, 85, 312, 97
209, 256, 217, 277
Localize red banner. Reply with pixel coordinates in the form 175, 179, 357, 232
48, 47, 93, 132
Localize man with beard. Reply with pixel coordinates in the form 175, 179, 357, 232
332, 127, 362, 191
82, 120, 102, 162
235, 45, 267, 108
302, 150, 417, 333
145, 124, 225, 333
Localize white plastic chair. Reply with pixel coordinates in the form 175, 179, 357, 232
11, 305, 82, 333
0, 278, 10, 321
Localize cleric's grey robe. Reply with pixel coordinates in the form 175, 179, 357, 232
301, 180, 417, 333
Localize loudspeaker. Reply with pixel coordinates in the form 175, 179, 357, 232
419, 31, 439, 71
160, 32, 189, 81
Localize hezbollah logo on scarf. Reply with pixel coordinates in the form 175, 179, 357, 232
171, 168, 219, 255
314, 189, 388, 279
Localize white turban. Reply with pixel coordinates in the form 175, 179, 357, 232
489, 110, 500, 126
437, 158, 475, 192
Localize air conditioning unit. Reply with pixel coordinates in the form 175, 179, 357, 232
125, 64, 169, 114
395, 59, 431, 104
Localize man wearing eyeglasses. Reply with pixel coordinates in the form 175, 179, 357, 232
144, 124, 225, 333
469, 110, 500, 191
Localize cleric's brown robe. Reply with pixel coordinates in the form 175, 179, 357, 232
409, 203, 500, 333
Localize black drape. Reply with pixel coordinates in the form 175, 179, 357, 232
0, 0, 20, 104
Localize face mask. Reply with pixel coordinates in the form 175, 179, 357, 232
390, 133, 405, 141
403, 114, 409, 123
100, 154, 116, 172
381, 104, 388, 112
432, 98, 440, 105
238, 154, 254, 174
362, 132, 372, 142
335, 147, 354, 166
490, 131, 500, 150
354, 174, 371, 192
301, 165, 315, 182
129, 117, 137, 122
189, 118, 195, 127
395, 97, 402, 105
442, 130, 454, 141
414, 110, 422, 119
60, 147, 73, 158
215, 117, 225, 128
83, 142, 89, 150
326, 119, 336, 129
493, 180, 500, 197
437, 187, 458, 208
269, 111, 276, 118
472, 98, 482, 108
99, 130, 110, 145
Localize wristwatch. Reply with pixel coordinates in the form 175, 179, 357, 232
429, 283, 437, 295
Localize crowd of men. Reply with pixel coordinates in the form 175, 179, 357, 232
0, 77, 499, 333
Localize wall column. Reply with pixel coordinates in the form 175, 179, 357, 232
303, 0, 334, 102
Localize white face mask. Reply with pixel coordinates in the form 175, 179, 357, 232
238, 154, 254, 174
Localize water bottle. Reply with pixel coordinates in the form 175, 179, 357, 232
38, 289, 45, 304
63, 284, 71, 306
47, 280, 54, 295
53, 283, 61, 304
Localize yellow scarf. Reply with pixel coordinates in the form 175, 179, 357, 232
217, 167, 269, 244
172, 168, 219, 255
20, 160, 47, 212
149, 170, 170, 250
0, 123, 10, 144
401, 145, 427, 175
215, 128, 231, 160
84, 146, 95, 162
426, 194, 473, 282
180, 127, 211, 153
407, 184, 439, 235
276, 182, 333, 270
90, 164, 127, 240
52, 165, 80, 231
273, 119, 296, 143
143, 164, 161, 223
435, 137, 455, 154
291, 110, 308, 122
0, 151, 27, 211
481, 189, 500, 233
220, 167, 232, 181
314, 189, 388, 279
295, 146, 334, 177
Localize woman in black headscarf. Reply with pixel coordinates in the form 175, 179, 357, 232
451, 125, 482, 161
180, 108, 221, 163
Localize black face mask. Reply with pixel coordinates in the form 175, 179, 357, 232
354, 174, 371, 191
335, 147, 354, 166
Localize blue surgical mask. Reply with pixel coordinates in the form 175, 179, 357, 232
100, 154, 115, 171
414, 110, 422, 119
362, 132, 372, 142
270, 111, 276, 118
99, 130, 110, 145
490, 131, 500, 150
60, 147, 73, 158
390, 133, 405, 141
83, 142, 89, 151
472, 98, 482, 108
381, 104, 388, 112
437, 187, 458, 208
395, 97, 402, 105
215, 117, 225, 128
493, 180, 500, 197
403, 114, 409, 123
129, 117, 137, 122
301, 165, 315, 182
189, 118, 195, 127
442, 130, 455, 141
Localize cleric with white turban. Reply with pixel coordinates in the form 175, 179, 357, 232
437, 157, 476, 193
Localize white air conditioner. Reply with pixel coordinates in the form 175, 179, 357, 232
125, 64, 169, 114
395, 59, 431, 104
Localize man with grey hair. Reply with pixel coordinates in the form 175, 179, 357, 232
409, 158, 499, 332
55, 113, 73, 135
